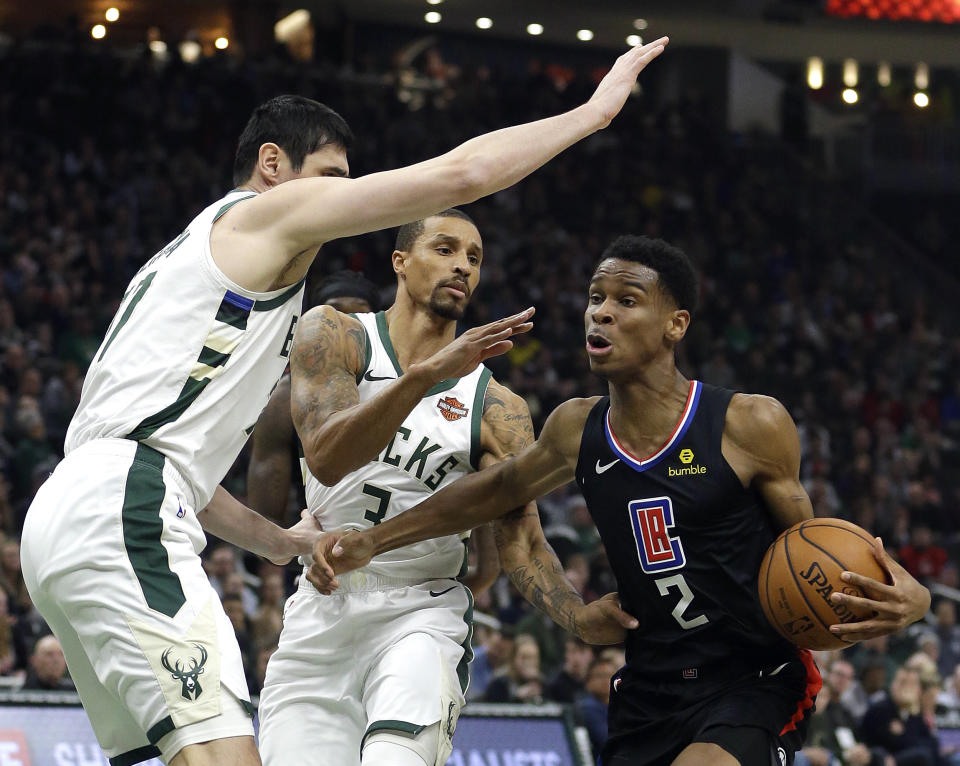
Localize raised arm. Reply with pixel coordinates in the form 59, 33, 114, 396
213, 39, 668, 289
247, 375, 294, 523
291, 306, 534, 485
306, 398, 592, 590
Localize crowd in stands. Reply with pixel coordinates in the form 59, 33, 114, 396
0, 26, 958, 763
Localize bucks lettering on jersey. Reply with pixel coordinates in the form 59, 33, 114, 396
66, 190, 305, 509
304, 311, 492, 581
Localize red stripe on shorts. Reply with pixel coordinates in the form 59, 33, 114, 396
779, 648, 823, 736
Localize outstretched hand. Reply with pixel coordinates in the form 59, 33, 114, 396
829, 537, 931, 643
305, 530, 376, 594
589, 37, 669, 129
413, 307, 535, 383
575, 592, 639, 645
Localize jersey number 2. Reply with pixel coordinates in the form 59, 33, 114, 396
629, 496, 709, 631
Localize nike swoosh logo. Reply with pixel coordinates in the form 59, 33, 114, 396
595, 459, 619, 474
429, 586, 458, 598
363, 371, 394, 382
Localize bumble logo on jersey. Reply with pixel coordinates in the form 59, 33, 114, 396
668, 448, 707, 477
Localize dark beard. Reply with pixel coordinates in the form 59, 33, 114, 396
429, 287, 466, 320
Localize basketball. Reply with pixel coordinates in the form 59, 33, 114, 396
758, 518, 889, 650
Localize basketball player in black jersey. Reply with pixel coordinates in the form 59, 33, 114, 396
307, 235, 930, 766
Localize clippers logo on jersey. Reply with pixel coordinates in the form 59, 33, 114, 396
628, 496, 687, 574
437, 396, 468, 422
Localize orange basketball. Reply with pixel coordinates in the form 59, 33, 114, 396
757, 518, 888, 650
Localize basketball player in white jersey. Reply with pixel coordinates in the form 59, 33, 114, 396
247, 269, 500, 592
256, 209, 561, 766
19, 38, 669, 766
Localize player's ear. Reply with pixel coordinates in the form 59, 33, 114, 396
665, 309, 690, 343
257, 143, 283, 183
392, 249, 407, 279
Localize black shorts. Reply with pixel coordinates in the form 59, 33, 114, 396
601, 652, 821, 766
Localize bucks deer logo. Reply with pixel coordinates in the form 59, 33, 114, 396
161, 643, 208, 700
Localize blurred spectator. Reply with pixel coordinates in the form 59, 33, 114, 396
467, 615, 513, 701
545, 635, 593, 703
900, 526, 948, 582
0, 588, 26, 679
484, 633, 544, 705
221, 593, 253, 684
804, 658, 891, 766
861, 667, 939, 766
20, 634, 73, 691
574, 656, 616, 757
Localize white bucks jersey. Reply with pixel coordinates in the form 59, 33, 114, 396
304, 311, 492, 581
66, 190, 304, 508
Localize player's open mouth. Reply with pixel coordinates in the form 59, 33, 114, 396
586, 333, 612, 355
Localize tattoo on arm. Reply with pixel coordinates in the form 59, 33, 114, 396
506, 540, 583, 636
290, 308, 364, 440
482, 381, 536, 459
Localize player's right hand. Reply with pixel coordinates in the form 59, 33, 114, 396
411, 307, 535, 383
588, 37, 669, 129
306, 530, 376, 594
575, 592, 639, 645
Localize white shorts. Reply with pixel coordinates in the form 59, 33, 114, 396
20, 439, 254, 765
257, 572, 474, 766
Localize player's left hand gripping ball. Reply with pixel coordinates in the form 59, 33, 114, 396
828, 537, 931, 643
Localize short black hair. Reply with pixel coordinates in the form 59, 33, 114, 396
395, 208, 476, 252
312, 270, 379, 310
596, 235, 699, 314
233, 95, 353, 185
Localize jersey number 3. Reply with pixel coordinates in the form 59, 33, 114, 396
629, 496, 708, 631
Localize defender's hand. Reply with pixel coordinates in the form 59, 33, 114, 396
268, 510, 322, 566
588, 37, 669, 128
575, 592, 638, 645
411, 307, 534, 383
829, 537, 931, 642
306, 530, 376, 594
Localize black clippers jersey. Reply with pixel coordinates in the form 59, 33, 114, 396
575, 381, 798, 686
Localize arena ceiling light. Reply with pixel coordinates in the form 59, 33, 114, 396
179, 40, 201, 63
476, 17, 493, 29
915, 62, 929, 89
842, 87, 858, 104
426, 0, 443, 4
914, 91, 929, 108
626, 34, 642, 46
105, 8, 119, 22
807, 57, 824, 90
91, 23, 106, 39
843, 58, 858, 87
215, 37, 229, 50
877, 61, 892, 87
526, 23, 544, 35
633, 18, 648, 30
577, 29, 594, 41
425, 11, 441, 23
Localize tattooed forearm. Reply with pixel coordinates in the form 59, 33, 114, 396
506, 541, 584, 636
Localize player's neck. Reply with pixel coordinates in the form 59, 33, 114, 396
383, 301, 457, 370
607, 366, 691, 451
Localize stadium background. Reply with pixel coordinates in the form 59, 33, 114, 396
0, 0, 959, 763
